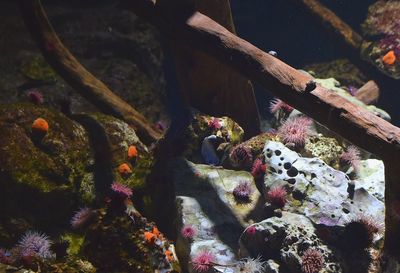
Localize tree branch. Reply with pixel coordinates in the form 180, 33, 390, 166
18, 0, 162, 145
127, 0, 400, 260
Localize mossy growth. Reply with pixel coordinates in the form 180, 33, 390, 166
20, 55, 57, 82
0, 103, 93, 237
88, 113, 153, 191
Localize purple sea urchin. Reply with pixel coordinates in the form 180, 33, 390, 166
251, 158, 266, 179
17, 231, 54, 260
269, 98, 293, 114
233, 181, 253, 203
71, 207, 94, 229
192, 250, 215, 272
343, 215, 382, 249
277, 116, 312, 148
230, 145, 253, 169
266, 186, 287, 208
301, 249, 325, 273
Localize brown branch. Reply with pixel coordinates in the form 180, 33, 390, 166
18, 0, 162, 145
296, 0, 363, 50
128, 0, 400, 260
355, 80, 380, 105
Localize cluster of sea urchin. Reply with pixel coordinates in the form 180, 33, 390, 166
301, 248, 325, 273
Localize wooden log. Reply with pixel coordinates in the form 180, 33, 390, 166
296, 0, 363, 50
159, 0, 261, 138
128, 0, 400, 259
18, 0, 162, 145
355, 80, 380, 105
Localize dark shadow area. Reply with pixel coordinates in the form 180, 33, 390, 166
73, 114, 114, 197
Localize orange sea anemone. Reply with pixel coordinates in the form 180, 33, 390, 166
152, 227, 160, 237
382, 50, 396, 65
144, 231, 156, 244
118, 163, 132, 175
32, 118, 49, 134
165, 250, 174, 262
127, 145, 138, 159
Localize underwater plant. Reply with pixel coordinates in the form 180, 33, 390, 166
277, 116, 312, 148
233, 181, 253, 203
192, 250, 215, 272
17, 231, 54, 260
181, 225, 197, 239
71, 207, 94, 229
266, 186, 287, 208
301, 248, 325, 273
230, 145, 253, 169
234, 256, 266, 273
111, 182, 133, 198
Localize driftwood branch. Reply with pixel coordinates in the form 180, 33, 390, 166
296, 0, 363, 50
128, 0, 400, 260
355, 80, 380, 105
18, 0, 162, 145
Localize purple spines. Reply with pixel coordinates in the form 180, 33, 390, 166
251, 158, 267, 179
111, 181, 133, 198
71, 207, 94, 229
301, 249, 325, 273
208, 117, 222, 130
340, 145, 361, 169
269, 98, 293, 114
233, 181, 253, 202
277, 116, 313, 148
192, 250, 215, 272
266, 186, 287, 208
17, 231, 54, 260
27, 89, 44, 104
230, 145, 253, 169
0, 248, 13, 265
181, 225, 197, 239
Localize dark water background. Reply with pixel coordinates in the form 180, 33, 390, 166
228, 0, 400, 125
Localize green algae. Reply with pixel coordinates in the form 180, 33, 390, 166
20, 55, 57, 82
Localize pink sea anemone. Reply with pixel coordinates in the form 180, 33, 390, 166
230, 145, 253, 169
269, 98, 294, 114
266, 186, 287, 208
111, 182, 133, 198
277, 116, 312, 147
71, 207, 94, 229
181, 225, 197, 239
340, 145, 361, 169
246, 225, 257, 235
233, 181, 253, 203
192, 250, 215, 272
208, 117, 222, 130
301, 249, 325, 273
27, 89, 44, 104
251, 158, 267, 179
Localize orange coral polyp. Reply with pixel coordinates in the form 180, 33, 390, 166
152, 227, 160, 237
144, 231, 156, 244
32, 118, 49, 133
382, 50, 396, 65
118, 163, 132, 175
128, 145, 138, 159
165, 250, 174, 262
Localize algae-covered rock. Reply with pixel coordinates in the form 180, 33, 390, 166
83, 208, 177, 273
0, 103, 93, 243
88, 113, 152, 190
20, 55, 57, 82
304, 135, 344, 169
240, 212, 344, 273
304, 59, 367, 87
